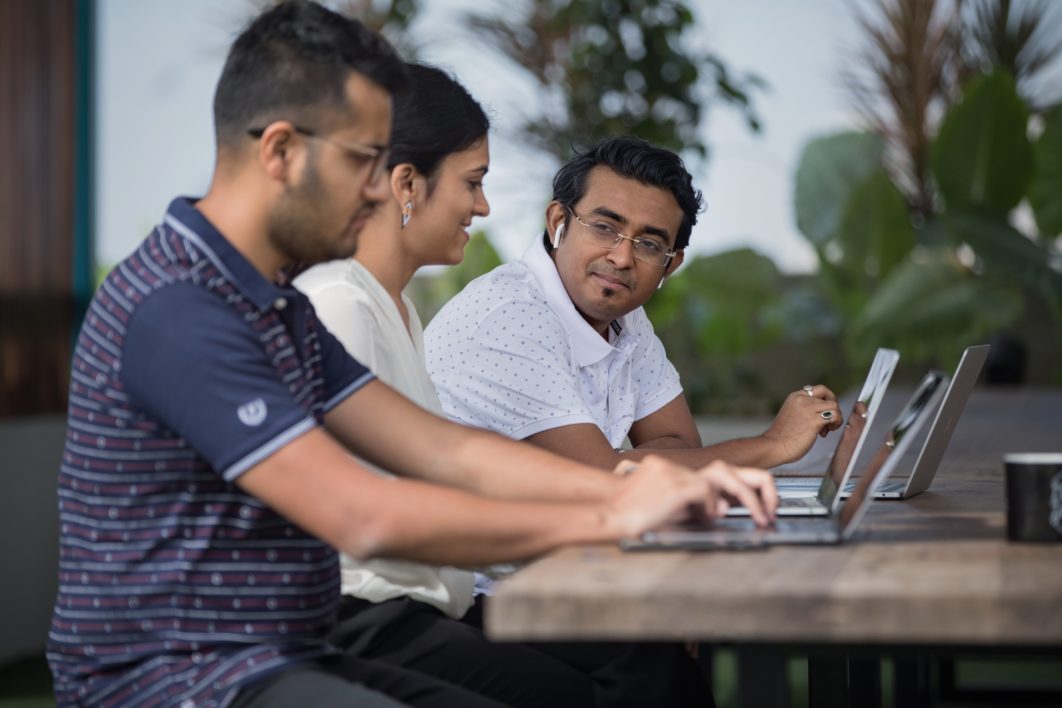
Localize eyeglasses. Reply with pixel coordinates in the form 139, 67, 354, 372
247, 125, 389, 184
566, 207, 676, 268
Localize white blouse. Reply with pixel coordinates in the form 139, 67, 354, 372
295, 258, 475, 619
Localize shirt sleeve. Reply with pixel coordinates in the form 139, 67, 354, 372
426, 298, 597, 439
121, 283, 367, 481
628, 310, 685, 421
312, 304, 378, 413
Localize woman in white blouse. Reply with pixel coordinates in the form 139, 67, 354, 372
296, 64, 711, 708
297, 62, 489, 610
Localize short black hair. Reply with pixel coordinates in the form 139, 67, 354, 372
549, 136, 704, 251
388, 63, 489, 186
213, 0, 407, 147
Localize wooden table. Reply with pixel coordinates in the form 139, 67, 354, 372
486, 388, 1062, 706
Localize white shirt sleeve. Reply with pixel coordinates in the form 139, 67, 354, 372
628, 311, 684, 421
428, 298, 598, 439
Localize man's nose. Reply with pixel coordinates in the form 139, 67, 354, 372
362, 170, 391, 202
606, 236, 637, 268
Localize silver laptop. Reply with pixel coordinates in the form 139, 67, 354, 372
849, 344, 989, 499
621, 370, 949, 550
781, 345, 990, 500
728, 348, 900, 517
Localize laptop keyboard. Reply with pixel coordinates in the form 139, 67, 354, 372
773, 518, 834, 533
779, 496, 825, 508
774, 478, 821, 488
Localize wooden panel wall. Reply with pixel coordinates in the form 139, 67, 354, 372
0, 0, 78, 417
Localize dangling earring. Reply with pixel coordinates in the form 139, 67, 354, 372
401, 201, 414, 229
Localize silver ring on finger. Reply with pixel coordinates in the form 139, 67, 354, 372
820, 410, 834, 421
803, 385, 815, 397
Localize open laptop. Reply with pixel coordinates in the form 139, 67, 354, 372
728, 348, 900, 517
621, 370, 949, 550
780, 344, 989, 500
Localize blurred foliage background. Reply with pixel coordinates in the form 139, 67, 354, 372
382, 0, 1062, 414
423, 0, 1062, 415
433, 0, 1062, 416
187, 0, 1062, 415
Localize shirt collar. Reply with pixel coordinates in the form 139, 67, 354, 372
522, 235, 626, 367
163, 197, 296, 312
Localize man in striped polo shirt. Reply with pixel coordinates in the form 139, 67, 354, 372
48, 2, 778, 707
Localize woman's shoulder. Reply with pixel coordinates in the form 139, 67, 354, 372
295, 260, 376, 305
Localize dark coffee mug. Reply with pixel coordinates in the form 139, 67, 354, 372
1004, 453, 1062, 542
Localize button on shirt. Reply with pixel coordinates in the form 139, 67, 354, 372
424, 236, 682, 448
47, 198, 373, 707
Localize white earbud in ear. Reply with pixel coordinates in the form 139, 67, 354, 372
552, 223, 565, 248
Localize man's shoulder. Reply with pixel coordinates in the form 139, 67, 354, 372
429, 260, 555, 330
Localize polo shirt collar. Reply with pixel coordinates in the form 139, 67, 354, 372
163, 197, 294, 312
523, 236, 626, 367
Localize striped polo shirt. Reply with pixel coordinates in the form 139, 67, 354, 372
48, 197, 373, 707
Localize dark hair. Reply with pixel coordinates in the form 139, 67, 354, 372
213, 0, 407, 147
549, 136, 704, 251
388, 63, 490, 183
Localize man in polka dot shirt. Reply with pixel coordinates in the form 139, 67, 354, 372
47, 5, 779, 708
426, 136, 843, 474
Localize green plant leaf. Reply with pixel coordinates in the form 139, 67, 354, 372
940, 209, 1062, 313
794, 132, 884, 247
836, 168, 916, 281
847, 252, 1023, 364
1029, 109, 1062, 238
932, 71, 1033, 215
644, 248, 781, 357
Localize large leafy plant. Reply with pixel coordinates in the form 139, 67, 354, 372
795, 0, 1062, 376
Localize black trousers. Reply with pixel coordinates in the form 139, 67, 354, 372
229, 653, 506, 707
330, 594, 715, 708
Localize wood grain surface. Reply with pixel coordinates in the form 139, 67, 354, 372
487, 388, 1062, 645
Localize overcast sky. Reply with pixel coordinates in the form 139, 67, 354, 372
97, 0, 896, 273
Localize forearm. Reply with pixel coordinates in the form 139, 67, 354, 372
444, 426, 621, 502
325, 382, 620, 502
625, 435, 786, 469
351, 475, 622, 565
240, 428, 629, 567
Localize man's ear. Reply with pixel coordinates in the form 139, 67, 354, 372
390, 163, 416, 204
664, 249, 685, 278
257, 121, 300, 182
545, 201, 567, 245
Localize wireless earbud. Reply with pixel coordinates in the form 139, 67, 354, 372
552, 223, 565, 248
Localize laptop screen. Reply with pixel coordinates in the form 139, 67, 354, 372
817, 348, 900, 507
838, 371, 948, 535
903, 344, 990, 495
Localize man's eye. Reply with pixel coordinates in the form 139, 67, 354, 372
637, 240, 664, 255
590, 222, 617, 236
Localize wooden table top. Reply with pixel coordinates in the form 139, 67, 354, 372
487, 388, 1062, 646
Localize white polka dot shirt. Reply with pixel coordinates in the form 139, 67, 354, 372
425, 236, 683, 448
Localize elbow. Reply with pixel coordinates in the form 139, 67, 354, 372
335, 509, 398, 561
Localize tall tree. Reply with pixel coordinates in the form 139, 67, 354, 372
465, 0, 764, 161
